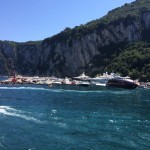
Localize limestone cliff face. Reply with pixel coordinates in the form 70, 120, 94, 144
0, 11, 150, 77
142, 12, 150, 29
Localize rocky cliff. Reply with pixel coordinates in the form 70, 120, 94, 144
0, 0, 150, 78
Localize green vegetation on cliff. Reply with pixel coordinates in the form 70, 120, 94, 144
106, 41, 150, 81
44, 0, 150, 43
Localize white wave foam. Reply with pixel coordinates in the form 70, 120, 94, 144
0, 85, 107, 93
0, 86, 131, 94
55, 89, 105, 93
0, 86, 47, 91
28, 148, 36, 150
53, 121, 68, 129
108, 90, 132, 95
0, 106, 19, 111
0, 106, 43, 124
51, 109, 57, 114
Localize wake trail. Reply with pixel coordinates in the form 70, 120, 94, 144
0, 106, 44, 124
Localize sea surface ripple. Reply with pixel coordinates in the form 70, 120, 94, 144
0, 84, 149, 150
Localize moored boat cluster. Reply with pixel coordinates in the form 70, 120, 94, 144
0, 72, 149, 89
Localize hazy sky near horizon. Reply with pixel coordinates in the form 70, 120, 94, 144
0, 0, 135, 42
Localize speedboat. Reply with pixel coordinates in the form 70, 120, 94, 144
73, 72, 90, 81
77, 81, 90, 87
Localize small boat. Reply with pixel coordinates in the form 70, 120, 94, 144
106, 78, 138, 89
77, 81, 90, 87
52, 81, 62, 85
62, 77, 72, 85
72, 72, 90, 87
73, 72, 90, 81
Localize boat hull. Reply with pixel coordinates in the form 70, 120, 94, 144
106, 79, 138, 89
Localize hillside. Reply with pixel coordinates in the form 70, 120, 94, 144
0, 0, 150, 81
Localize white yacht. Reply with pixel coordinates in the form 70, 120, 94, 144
73, 72, 90, 81
90, 72, 115, 85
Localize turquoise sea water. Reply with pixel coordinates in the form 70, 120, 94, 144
0, 84, 149, 150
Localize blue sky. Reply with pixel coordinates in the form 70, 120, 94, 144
0, 0, 135, 42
